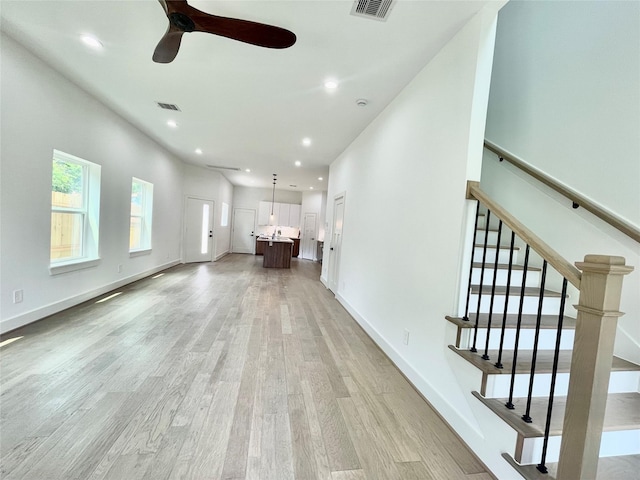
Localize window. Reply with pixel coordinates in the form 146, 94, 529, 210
130, 177, 153, 253
50, 150, 101, 274
221, 202, 229, 227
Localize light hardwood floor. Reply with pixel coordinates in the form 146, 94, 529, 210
1, 255, 494, 480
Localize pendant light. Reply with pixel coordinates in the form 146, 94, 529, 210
269, 173, 277, 225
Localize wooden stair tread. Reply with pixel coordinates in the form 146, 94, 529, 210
447, 345, 640, 375
472, 262, 542, 271
446, 314, 576, 330
473, 391, 640, 438
470, 285, 565, 297
502, 453, 640, 480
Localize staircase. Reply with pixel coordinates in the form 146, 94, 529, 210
447, 184, 640, 479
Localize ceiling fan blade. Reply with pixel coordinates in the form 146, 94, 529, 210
188, 10, 296, 49
153, 25, 184, 63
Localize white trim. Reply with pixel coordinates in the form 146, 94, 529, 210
49, 258, 101, 275
2, 260, 180, 335
129, 248, 152, 258
215, 250, 229, 261
334, 292, 485, 440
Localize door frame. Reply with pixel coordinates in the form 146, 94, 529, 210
231, 207, 257, 254
182, 195, 215, 263
328, 192, 346, 294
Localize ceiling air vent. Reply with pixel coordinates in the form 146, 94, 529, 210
350, 0, 396, 22
157, 102, 181, 111
206, 165, 241, 171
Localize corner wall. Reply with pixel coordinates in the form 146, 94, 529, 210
0, 33, 184, 333
322, 4, 515, 477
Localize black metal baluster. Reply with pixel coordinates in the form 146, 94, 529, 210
506, 244, 530, 410
522, 260, 548, 423
463, 200, 481, 322
495, 231, 516, 369
482, 220, 503, 360
537, 278, 569, 474
471, 210, 492, 353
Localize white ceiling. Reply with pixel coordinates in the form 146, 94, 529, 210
0, 0, 489, 191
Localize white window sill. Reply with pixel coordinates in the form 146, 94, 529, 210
129, 248, 151, 258
49, 258, 100, 276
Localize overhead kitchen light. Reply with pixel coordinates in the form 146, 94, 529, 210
80, 34, 103, 50
195, 148, 202, 154
295, 160, 301, 167
302, 137, 311, 147
318, 177, 323, 181
245, 168, 251, 173
324, 80, 338, 90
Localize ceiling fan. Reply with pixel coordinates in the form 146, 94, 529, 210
153, 0, 297, 63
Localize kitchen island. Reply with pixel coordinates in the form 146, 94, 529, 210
257, 237, 293, 268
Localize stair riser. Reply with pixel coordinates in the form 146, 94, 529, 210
470, 294, 563, 315
459, 327, 575, 351
483, 370, 640, 399
473, 246, 519, 264
476, 230, 511, 245
471, 268, 541, 288
518, 429, 640, 464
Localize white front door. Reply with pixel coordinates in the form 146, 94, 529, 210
301, 213, 317, 260
232, 208, 256, 254
184, 197, 214, 263
328, 195, 345, 293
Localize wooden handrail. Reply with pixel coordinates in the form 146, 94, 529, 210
466, 181, 582, 288
484, 139, 640, 244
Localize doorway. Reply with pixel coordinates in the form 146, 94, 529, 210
328, 194, 345, 293
301, 212, 317, 260
232, 208, 256, 254
184, 197, 214, 263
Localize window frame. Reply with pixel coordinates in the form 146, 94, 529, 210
49, 150, 101, 275
129, 177, 154, 255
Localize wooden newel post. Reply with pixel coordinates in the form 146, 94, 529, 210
556, 255, 633, 480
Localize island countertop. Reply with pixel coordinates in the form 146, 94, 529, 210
257, 237, 294, 244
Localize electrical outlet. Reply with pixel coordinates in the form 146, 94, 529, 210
13, 289, 23, 304
403, 329, 410, 345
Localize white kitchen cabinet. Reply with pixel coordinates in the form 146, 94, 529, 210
289, 204, 301, 228
257, 201, 300, 227
278, 203, 290, 228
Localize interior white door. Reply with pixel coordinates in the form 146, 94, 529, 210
232, 208, 256, 254
301, 213, 317, 260
328, 196, 345, 293
184, 197, 214, 263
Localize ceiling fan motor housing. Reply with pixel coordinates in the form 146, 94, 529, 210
169, 12, 195, 32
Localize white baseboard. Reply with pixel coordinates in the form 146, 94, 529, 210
215, 250, 230, 261
320, 275, 329, 288
334, 292, 487, 443
0, 260, 181, 335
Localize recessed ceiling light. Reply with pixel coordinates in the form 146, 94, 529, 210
80, 34, 103, 50
195, 148, 202, 154
294, 160, 302, 167
309, 186, 314, 190
318, 177, 323, 181
324, 80, 338, 90
302, 138, 311, 147
245, 168, 251, 173
167, 120, 178, 128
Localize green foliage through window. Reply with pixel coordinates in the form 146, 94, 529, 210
52, 159, 83, 194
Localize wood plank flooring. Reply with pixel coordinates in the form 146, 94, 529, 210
1, 254, 493, 479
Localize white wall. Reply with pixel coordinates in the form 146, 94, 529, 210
322, 5, 515, 477
483, 0, 640, 362
0, 33, 185, 333
485, 0, 640, 227
182, 164, 234, 260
